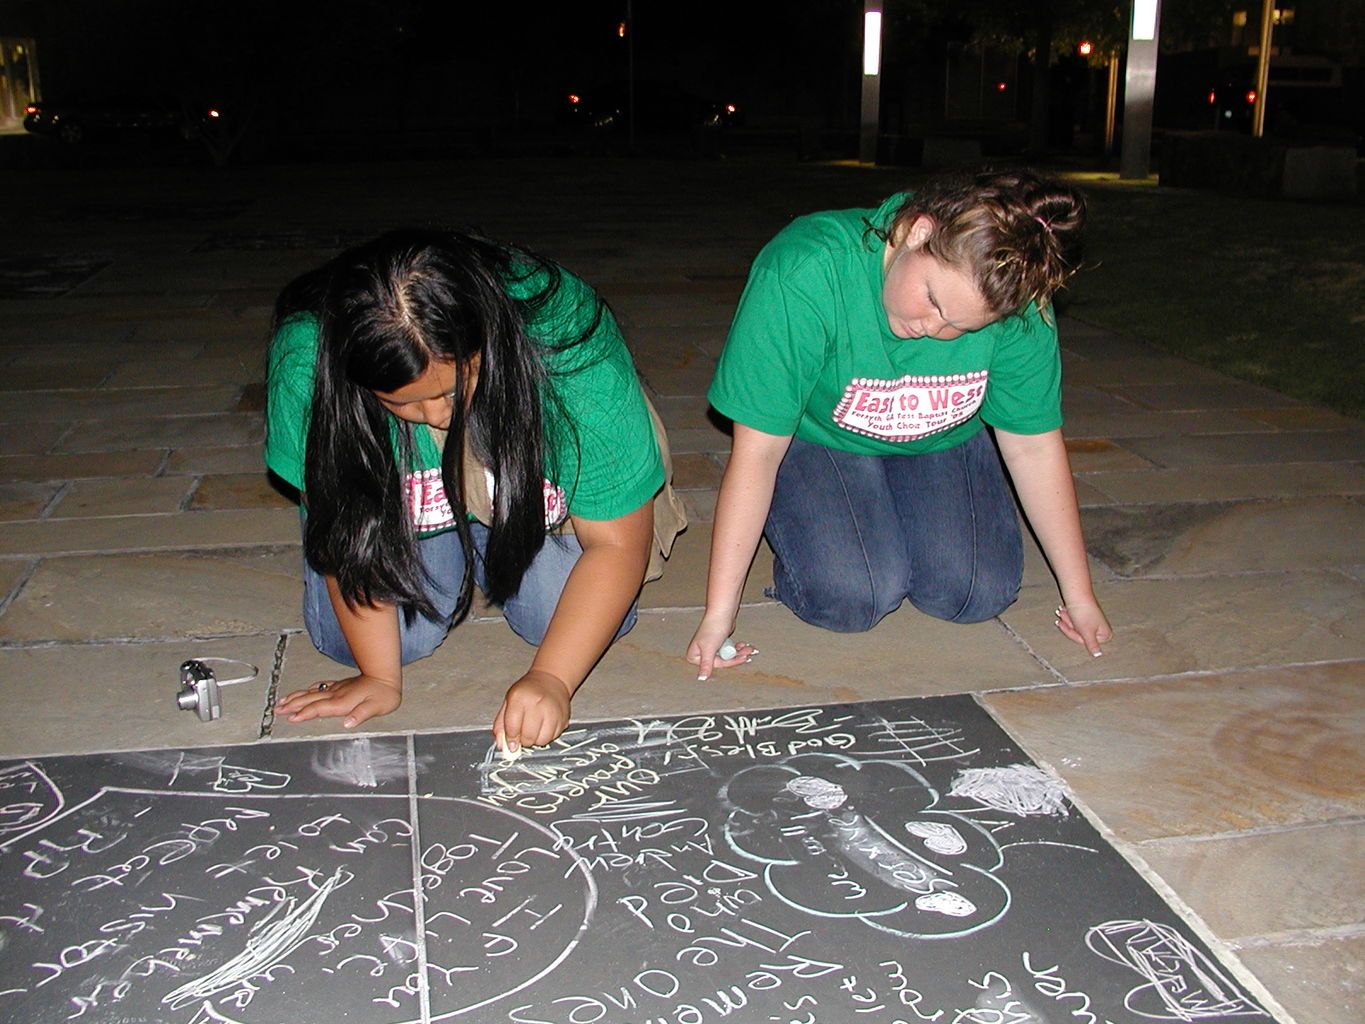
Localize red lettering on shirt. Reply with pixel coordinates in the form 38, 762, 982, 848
404, 468, 456, 530
832, 371, 988, 441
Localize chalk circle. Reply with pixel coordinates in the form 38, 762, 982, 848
415, 797, 599, 1021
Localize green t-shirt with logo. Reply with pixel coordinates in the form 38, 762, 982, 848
708, 193, 1062, 455
265, 261, 663, 536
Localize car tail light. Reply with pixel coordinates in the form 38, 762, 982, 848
25, 104, 37, 114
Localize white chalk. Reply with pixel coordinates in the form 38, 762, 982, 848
718, 639, 738, 660
500, 745, 521, 764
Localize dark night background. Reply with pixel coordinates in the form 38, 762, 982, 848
1, 0, 1362, 164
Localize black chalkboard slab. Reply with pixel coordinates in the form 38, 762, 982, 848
0, 695, 1280, 1024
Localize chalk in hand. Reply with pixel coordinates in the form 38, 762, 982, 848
718, 639, 738, 660
498, 732, 521, 763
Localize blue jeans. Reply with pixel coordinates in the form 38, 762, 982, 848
764, 430, 1023, 633
303, 524, 638, 667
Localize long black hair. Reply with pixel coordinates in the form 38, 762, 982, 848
271, 228, 601, 624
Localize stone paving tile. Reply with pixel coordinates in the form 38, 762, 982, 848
0, 450, 167, 484
271, 624, 522, 742
981, 661, 1365, 841
163, 444, 270, 475
273, 601, 1054, 748
1082, 462, 1365, 503
1060, 353, 1234, 387
0, 548, 301, 643
1072, 477, 1115, 506
0, 558, 32, 608
1122, 429, 1365, 467
1063, 408, 1275, 439
679, 488, 717, 523
1, 364, 112, 390
1082, 497, 1365, 576
130, 312, 264, 344
0, 637, 282, 759
671, 452, 724, 489
101, 355, 262, 389
1055, 320, 1162, 358
1001, 574, 1365, 682
4, 385, 244, 422
47, 477, 193, 518
1235, 936, 1364, 1024
0, 482, 60, 522
1063, 437, 1156, 471
652, 394, 724, 431
656, 424, 729, 455
1110, 380, 1302, 411
0, 421, 67, 457
0, 507, 299, 557
607, 292, 736, 329
1137, 821, 1365, 940
55, 412, 264, 453
1244, 406, 1365, 432
190, 473, 297, 511
637, 521, 772, 611
1060, 383, 1143, 415
630, 336, 720, 396
611, 605, 1052, 711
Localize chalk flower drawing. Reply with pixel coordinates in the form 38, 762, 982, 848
721, 753, 1009, 939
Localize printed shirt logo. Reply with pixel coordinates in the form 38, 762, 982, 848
481, 467, 570, 531
832, 370, 988, 442
404, 468, 570, 531
404, 468, 456, 530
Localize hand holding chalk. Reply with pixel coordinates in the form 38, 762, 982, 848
717, 639, 738, 660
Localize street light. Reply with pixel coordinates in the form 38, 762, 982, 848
1120, 0, 1163, 179
860, 3, 883, 164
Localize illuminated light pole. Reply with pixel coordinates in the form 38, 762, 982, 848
1120, 0, 1163, 180
860, 3, 883, 164
1251, 0, 1275, 136
1105, 51, 1120, 155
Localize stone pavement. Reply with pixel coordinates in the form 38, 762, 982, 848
1, 155, 1362, 1023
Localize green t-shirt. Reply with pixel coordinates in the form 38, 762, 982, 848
264, 261, 664, 536
708, 193, 1062, 455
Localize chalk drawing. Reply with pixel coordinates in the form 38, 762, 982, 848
721, 753, 1010, 939
949, 764, 1070, 817
1087, 919, 1267, 1021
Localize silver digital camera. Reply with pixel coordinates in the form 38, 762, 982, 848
176, 659, 222, 722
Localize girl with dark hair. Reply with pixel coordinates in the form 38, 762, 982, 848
689, 170, 1112, 679
265, 229, 683, 752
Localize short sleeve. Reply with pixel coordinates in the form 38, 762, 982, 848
533, 273, 664, 521
978, 304, 1063, 435
263, 314, 319, 490
708, 239, 835, 436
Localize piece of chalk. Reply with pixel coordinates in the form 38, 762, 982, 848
718, 639, 738, 660
500, 744, 521, 764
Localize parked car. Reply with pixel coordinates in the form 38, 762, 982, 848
23, 95, 192, 144
563, 81, 742, 134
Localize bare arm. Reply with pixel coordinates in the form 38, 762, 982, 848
274, 575, 405, 727
688, 423, 793, 680
494, 500, 655, 752
994, 427, 1112, 655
